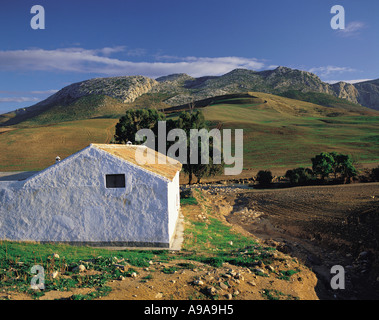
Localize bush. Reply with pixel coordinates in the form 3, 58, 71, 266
256, 170, 273, 187
370, 166, 379, 182
285, 168, 314, 185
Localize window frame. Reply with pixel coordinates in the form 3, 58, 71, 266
105, 174, 126, 189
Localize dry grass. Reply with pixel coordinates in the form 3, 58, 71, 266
0, 119, 118, 171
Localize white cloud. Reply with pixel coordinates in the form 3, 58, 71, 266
0, 47, 265, 78
0, 89, 58, 95
0, 97, 39, 103
0, 89, 59, 107
325, 79, 373, 84
337, 21, 366, 37
309, 65, 356, 77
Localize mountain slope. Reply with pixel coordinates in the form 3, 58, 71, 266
1, 67, 379, 127
0, 75, 158, 126
155, 67, 378, 110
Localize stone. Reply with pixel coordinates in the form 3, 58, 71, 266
207, 286, 217, 296
131, 272, 138, 278
266, 265, 275, 272
51, 271, 59, 279
248, 280, 256, 286
235, 273, 244, 280
219, 282, 229, 290
155, 292, 163, 299
193, 279, 204, 286
254, 268, 265, 274
74, 264, 86, 272
225, 293, 233, 300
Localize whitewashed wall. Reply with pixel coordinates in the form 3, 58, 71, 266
167, 170, 180, 244
0, 145, 178, 247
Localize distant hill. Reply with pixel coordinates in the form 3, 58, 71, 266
1, 66, 379, 127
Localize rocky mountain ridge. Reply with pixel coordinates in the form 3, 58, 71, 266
4, 67, 379, 121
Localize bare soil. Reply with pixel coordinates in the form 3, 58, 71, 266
207, 182, 379, 299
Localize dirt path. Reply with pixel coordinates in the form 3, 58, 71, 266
201, 182, 379, 300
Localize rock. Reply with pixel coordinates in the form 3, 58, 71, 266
228, 269, 237, 277
51, 253, 60, 259
266, 265, 275, 272
207, 286, 217, 296
155, 292, 163, 299
233, 290, 240, 296
225, 293, 233, 300
119, 276, 126, 281
72, 264, 86, 272
254, 268, 266, 274
248, 280, 256, 286
219, 282, 229, 290
51, 271, 59, 279
131, 272, 138, 278
193, 279, 204, 286
235, 273, 244, 280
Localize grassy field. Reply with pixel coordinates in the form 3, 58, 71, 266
201, 92, 379, 170
0, 92, 378, 173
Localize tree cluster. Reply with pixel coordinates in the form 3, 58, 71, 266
114, 108, 223, 184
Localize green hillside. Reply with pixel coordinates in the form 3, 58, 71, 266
0, 92, 378, 174
279, 90, 366, 112
199, 92, 379, 170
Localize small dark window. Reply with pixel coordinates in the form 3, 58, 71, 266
106, 174, 125, 188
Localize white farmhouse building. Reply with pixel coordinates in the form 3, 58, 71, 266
0, 144, 182, 248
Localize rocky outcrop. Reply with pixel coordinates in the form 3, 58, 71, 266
155, 67, 379, 109
34, 75, 158, 107
8, 67, 379, 119
353, 79, 379, 110
331, 81, 360, 104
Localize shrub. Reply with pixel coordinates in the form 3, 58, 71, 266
370, 166, 379, 182
285, 168, 314, 185
256, 170, 273, 187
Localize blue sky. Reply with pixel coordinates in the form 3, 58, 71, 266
0, 0, 378, 113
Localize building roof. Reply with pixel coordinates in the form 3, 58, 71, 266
92, 144, 182, 181
0, 171, 38, 182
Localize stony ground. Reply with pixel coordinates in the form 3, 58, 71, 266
203, 182, 379, 300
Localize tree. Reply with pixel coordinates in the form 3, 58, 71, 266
174, 110, 223, 184
114, 108, 224, 185
256, 170, 273, 187
334, 153, 357, 183
285, 167, 314, 185
311, 151, 357, 183
311, 152, 335, 180
114, 108, 165, 144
